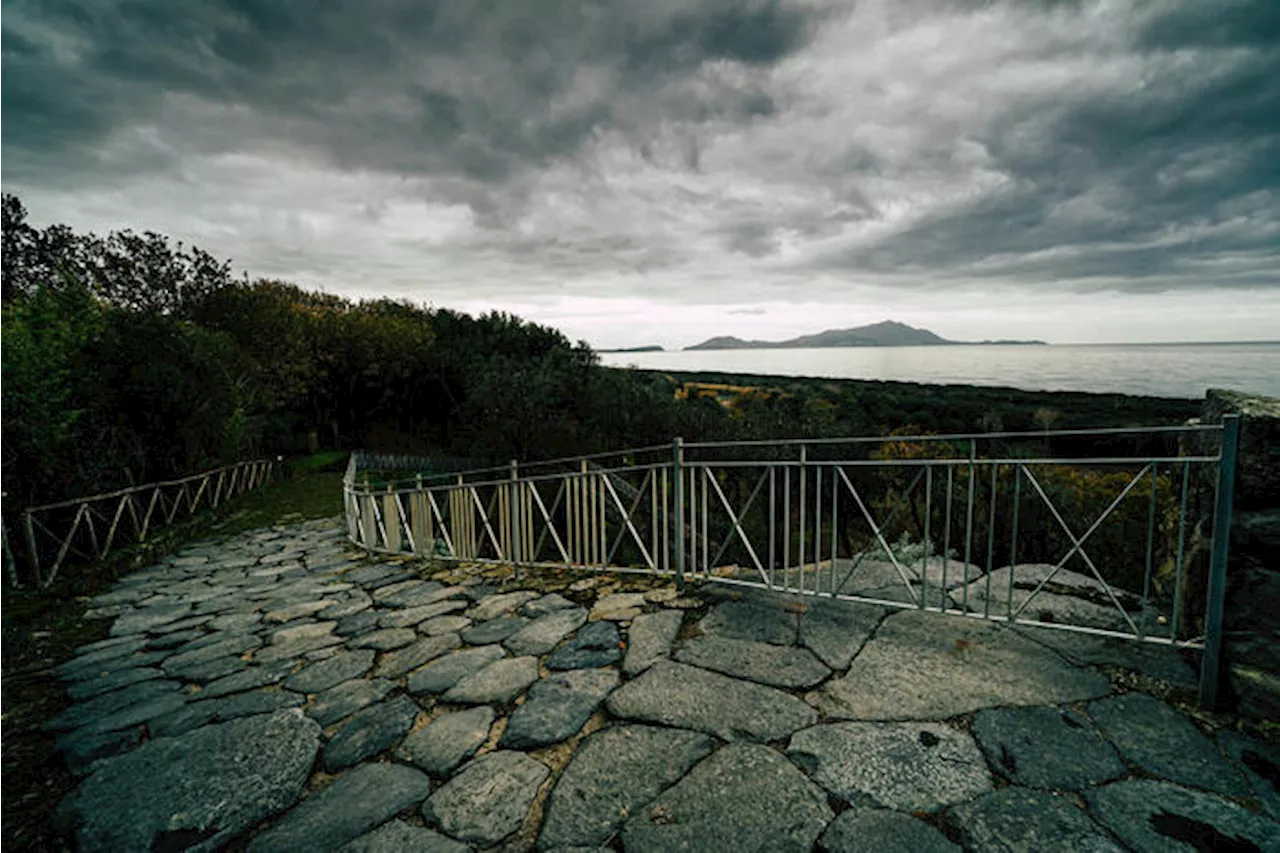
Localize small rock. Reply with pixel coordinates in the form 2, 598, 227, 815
398, 706, 495, 776
422, 751, 550, 846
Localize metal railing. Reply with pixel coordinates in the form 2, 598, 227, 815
18, 458, 277, 588
344, 419, 1239, 705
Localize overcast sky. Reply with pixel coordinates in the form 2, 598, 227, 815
4, 0, 1279, 347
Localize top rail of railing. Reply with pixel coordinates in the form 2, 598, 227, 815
346, 423, 1223, 490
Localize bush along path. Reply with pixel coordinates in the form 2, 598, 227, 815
48, 517, 1280, 852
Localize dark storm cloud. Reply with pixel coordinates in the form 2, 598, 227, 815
2, 0, 816, 190
2, 0, 1278, 307
794, 0, 1280, 293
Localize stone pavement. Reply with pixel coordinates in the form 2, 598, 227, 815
49, 517, 1280, 852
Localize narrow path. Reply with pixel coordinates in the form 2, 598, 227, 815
51, 518, 1280, 851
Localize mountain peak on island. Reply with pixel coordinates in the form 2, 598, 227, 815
685, 321, 1044, 350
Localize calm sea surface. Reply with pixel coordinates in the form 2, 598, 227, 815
599, 343, 1280, 399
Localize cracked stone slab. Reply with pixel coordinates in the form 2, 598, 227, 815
606, 660, 817, 742
621, 742, 832, 853
820, 808, 960, 853
422, 750, 550, 846
307, 678, 397, 727
153, 689, 306, 738
501, 667, 618, 749
503, 607, 588, 656
248, 762, 432, 853
589, 592, 647, 621
952, 788, 1123, 852
1087, 693, 1250, 797
162, 634, 263, 677
319, 593, 373, 620
1013, 624, 1198, 686
285, 650, 375, 694
398, 705, 494, 776
269, 621, 335, 645
971, 705, 1125, 791
338, 819, 469, 853
539, 724, 714, 850
443, 656, 539, 705
814, 610, 1111, 720
622, 610, 683, 676
263, 600, 336, 623
787, 721, 993, 811
323, 695, 421, 771
336, 611, 381, 637
407, 645, 506, 695
254, 634, 343, 664
64, 710, 320, 853
674, 634, 831, 688
799, 598, 887, 671
373, 633, 461, 679
1086, 779, 1280, 853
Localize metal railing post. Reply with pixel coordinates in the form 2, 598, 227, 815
673, 437, 685, 591
510, 460, 520, 580
1199, 414, 1240, 710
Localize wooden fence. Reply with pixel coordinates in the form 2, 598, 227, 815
14, 458, 276, 588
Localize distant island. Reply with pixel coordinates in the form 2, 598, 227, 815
597, 344, 665, 353
685, 320, 1046, 350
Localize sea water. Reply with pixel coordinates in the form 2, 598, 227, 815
599, 342, 1280, 399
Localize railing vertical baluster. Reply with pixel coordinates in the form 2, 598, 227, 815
942, 466, 953, 613
798, 445, 807, 597
829, 465, 838, 596
673, 437, 685, 591
984, 463, 997, 618
1200, 414, 1239, 709
769, 466, 776, 590
1171, 460, 1192, 641
1008, 467, 1022, 619
1142, 462, 1158, 608
963, 440, 976, 612
922, 465, 932, 610
783, 463, 791, 593
24, 510, 40, 588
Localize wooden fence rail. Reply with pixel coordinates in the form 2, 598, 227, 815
16, 459, 276, 588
